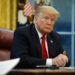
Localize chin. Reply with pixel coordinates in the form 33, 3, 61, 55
45, 30, 52, 33
42, 29, 52, 34
44, 31, 51, 34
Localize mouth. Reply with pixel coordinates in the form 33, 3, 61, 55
45, 26, 53, 32
45, 25, 52, 29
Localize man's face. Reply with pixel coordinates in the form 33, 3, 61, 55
36, 12, 57, 34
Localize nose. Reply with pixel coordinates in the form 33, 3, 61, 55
47, 19, 52, 24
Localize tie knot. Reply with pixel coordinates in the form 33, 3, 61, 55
41, 35, 45, 40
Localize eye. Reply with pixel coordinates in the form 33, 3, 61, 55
44, 17, 49, 20
51, 18, 56, 22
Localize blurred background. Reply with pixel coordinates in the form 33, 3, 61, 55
0, 0, 75, 67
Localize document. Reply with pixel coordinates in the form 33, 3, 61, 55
36, 65, 59, 69
36, 65, 75, 70
0, 58, 20, 75
59, 67, 75, 70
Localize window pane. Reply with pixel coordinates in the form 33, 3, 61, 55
52, 0, 72, 32
74, 0, 75, 31
74, 35, 75, 67
61, 35, 71, 60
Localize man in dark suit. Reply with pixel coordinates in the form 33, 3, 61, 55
11, 6, 70, 68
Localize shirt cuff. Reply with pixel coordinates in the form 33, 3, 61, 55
46, 59, 52, 66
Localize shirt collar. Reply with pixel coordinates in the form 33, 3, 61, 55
33, 21, 42, 39
35, 25, 42, 39
34, 22, 47, 39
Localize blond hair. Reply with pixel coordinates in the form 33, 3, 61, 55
35, 6, 60, 17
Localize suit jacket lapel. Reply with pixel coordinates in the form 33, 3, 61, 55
30, 25, 42, 58
47, 34, 56, 58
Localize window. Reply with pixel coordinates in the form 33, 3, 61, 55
52, 0, 75, 67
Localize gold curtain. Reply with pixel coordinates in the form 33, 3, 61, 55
0, 0, 17, 30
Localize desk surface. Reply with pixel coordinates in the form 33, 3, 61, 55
8, 69, 75, 75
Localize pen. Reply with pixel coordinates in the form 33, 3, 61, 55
63, 51, 66, 55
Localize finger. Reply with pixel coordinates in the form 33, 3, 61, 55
54, 60, 60, 67
56, 57, 65, 67
62, 55, 68, 63
61, 57, 67, 66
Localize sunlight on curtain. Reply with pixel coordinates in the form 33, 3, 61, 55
0, 0, 17, 30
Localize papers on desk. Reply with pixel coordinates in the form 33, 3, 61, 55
36, 65, 75, 70
36, 65, 59, 69
0, 58, 20, 75
59, 67, 75, 70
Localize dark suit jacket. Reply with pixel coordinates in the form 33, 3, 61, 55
11, 23, 70, 68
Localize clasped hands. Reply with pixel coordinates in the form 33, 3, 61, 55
52, 52, 68, 67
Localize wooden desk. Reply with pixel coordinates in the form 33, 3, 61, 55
8, 69, 75, 75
